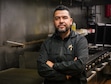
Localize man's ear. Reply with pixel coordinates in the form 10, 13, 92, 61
70, 18, 73, 25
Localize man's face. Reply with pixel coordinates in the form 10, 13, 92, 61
53, 10, 73, 33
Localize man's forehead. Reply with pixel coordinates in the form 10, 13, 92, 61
54, 10, 70, 16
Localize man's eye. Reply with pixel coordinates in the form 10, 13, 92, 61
63, 16, 68, 19
55, 17, 59, 20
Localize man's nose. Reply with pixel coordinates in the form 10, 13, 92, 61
59, 18, 64, 23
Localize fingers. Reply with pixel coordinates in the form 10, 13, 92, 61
74, 57, 77, 61
46, 60, 54, 68
66, 75, 72, 80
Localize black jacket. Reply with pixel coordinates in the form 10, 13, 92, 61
37, 30, 89, 84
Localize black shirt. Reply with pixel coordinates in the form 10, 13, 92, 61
37, 30, 89, 84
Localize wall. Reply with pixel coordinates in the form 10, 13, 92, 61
94, 5, 111, 23
0, 0, 51, 70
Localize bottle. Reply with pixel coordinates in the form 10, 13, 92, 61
71, 22, 76, 31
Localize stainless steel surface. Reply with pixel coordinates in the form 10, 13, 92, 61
87, 47, 111, 84
87, 71, 96, 82
1, 0, 49, 43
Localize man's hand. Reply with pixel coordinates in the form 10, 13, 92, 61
74, 57, 77, 61
66, 75, 72, 80
46, 60, 54, 68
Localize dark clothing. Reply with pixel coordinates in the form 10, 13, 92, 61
37, 30, 89, 84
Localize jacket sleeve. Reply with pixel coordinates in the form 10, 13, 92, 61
53, 36, 89, 76
37, 42, 66, 81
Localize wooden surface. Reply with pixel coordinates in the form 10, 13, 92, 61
104, 79, 111, 84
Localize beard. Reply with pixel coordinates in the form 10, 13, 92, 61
55, 26, 71, 33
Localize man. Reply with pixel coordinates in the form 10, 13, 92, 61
37, 5, 89, 84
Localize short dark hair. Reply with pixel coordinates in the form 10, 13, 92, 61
53, 5, 71, 17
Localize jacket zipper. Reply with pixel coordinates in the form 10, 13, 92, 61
59, 41, 63, 57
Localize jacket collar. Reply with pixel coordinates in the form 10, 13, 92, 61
52, 29, 78, 39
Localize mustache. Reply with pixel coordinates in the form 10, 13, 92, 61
58, 24, 66, 27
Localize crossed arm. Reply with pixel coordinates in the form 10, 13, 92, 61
46, 57, 77, 79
